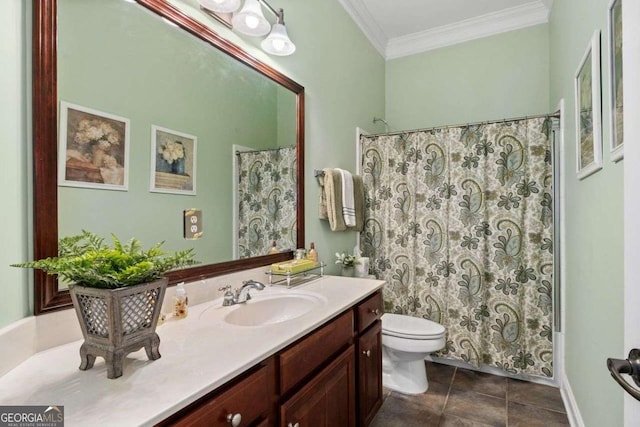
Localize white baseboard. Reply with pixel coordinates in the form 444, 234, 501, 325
554, 331, 565, 385
559, 371, 585, 427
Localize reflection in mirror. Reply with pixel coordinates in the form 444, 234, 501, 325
32, 0, 304, 313
58, 0, 297, 271
235, 146, 297, 258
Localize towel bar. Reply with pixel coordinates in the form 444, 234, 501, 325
314, 169, 325, 178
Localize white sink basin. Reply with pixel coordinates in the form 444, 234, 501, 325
200, 291, 327, 327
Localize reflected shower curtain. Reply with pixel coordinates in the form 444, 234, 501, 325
361, 118, 554, 377
237, 147, 297, 258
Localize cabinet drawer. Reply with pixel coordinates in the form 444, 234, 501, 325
356, 292, 382, 333
168, 364, 270, 427
280, 310, 354, 394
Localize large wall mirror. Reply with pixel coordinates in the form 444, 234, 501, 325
33, 0, 305, 314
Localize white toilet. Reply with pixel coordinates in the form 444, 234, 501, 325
381, 313, 446, 394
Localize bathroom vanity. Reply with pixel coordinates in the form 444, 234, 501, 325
159, 290, 383, 427
0, 275, 384, 426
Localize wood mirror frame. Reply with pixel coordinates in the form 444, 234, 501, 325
32, 0, 305, 314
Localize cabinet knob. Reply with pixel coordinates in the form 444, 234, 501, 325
226, 413, 241, 426
369, 308, 380, 315
287, 423, 300, 427
363, 349, 371, 357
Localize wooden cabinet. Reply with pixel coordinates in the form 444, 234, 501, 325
280, 291, 383, 427
357, 320, 383, 427
158, 290, 383, 427
280, 346, 355, 427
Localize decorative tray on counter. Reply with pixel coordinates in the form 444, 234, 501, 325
266, 261, 325, 288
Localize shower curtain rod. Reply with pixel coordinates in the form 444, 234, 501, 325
365, 111, 561, 139
235, 146, 294, 155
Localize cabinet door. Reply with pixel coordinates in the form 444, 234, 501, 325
357, 321, 382, 427
281, 345, 355, 427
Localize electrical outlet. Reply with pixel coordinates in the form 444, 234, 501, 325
184, 209, 203, 239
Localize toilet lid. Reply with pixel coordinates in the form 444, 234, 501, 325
382, 313, 445, 339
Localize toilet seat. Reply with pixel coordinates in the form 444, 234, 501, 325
382, 313, 445, 340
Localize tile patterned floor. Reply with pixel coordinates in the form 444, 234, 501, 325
371, 362, 570, 427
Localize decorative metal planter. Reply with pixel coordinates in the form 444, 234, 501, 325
68, 278, 167, 379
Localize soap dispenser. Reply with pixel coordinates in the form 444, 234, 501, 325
174, 282, 188, 319
307, 242, 318, 263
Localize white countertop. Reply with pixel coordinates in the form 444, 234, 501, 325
0, 276, 384, 427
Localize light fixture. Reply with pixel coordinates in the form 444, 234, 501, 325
231, 0, 271, 37
199, 0, 241, 14
261, 10, 296, 56
199, 0, 296, 56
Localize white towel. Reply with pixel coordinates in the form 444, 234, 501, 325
339, 168, 356, 227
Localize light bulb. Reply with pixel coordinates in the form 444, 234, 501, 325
261, 23, 295, 56
245, 15, 259, 29
231, 0, 270, 36
272, 39, 285, 52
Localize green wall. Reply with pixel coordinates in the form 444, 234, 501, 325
0, 0, 31, 328
549, 0, 624, 425
385, 25, 550, 131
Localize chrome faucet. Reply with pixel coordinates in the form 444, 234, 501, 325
236, 280, 266, 303
219, 280, 266, 306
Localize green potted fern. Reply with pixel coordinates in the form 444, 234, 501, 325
13, 230, 197, 379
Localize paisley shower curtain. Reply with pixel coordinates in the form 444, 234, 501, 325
237, 146, 297, 258
360, 118, 554, 377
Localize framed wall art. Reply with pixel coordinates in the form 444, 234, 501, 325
574, 31, 603, 180
150, 125, 197, 195
608, 0, 624, 162
58, 101, 130, 191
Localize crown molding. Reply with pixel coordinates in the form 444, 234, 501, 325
540, 0, 555, 16
338, 0, 552, 60
385, 2, 550, 59
336, 0, 387, 57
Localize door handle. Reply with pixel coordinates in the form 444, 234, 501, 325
607, 348, 640, 401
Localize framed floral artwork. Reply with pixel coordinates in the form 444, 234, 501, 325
150, 125, 197, 195
574, 31, 603, 180
58, 101, 130, 190
608, 0, 624, 162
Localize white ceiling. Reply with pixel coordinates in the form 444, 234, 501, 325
338, 0, 554, 59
